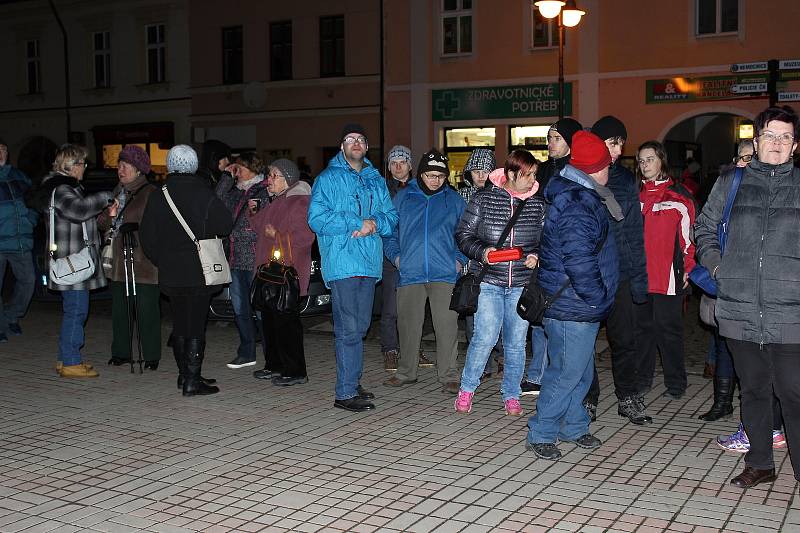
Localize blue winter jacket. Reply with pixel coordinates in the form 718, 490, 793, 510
383, 179, 467, 287
0, 164, 38, 252
538, 165, 619, 322
308, 152, 398, 285
607, 163, 648, 303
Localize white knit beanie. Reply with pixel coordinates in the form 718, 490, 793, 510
167, 145, 199, 174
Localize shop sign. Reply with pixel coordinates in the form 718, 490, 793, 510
646, 75, 767, 104
432, 83, 572, 121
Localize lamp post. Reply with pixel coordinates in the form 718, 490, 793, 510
534, 0, 586, 120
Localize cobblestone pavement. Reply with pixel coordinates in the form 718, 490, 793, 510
1, 299, 798, 533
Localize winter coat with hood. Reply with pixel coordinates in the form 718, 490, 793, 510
694, 159, 800, 345
214, 172, 270, 271
0, 163, 37, 252
384, 178, 467, 288
27, 172, 114, 291
538, 165, 619, 322
458, 148, 496, 203
97, 175, 158, 285
607, 163, 648, 302
250, 180, 315, 296
456, 168, 546, 288
308, 152, 398, 286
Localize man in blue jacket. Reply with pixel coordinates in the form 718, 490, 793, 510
0, 140, 38, 343
308, 124, 398, 412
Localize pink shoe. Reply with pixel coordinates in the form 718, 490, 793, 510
505, 398, 523, 416
454, 390, 473, 413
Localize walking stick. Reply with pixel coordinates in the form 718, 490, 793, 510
120, 223, 144, 374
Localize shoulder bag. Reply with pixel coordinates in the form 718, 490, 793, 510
48, 189, 97, 285
250, 231, 301, 314
163, 186, 232, 286
449, 198, 528, 315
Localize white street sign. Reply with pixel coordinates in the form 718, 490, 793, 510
778, 92, 800, 102
779, 59, 800, 71
730, 83, 768, 94
731, 62, 768, 73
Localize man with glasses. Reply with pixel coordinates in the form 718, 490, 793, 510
0, 139, 38, 343
308, 123, 398, 412
695, 105, 800, 490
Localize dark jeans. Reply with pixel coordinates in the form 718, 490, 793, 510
110, 281, 161, 361
230, 269, 257, 361
713, 329, 734, 378
380, 262, 399, 353
635, 293, 687, 395
162, 287, 211, 339
0, 251, 35, 332
261, 308, 307, 378
330, 277, 375, 400
728, 339, 800, 479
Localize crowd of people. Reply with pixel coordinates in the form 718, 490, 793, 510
0, 104, 798, 492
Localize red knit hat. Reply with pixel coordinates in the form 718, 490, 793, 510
569, 131, 611, 175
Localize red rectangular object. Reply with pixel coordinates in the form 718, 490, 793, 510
487, 247, 523, 264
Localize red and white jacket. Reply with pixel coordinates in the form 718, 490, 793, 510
640, 177, 696, 295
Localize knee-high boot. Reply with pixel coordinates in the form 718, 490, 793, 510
698, 376, 734, 421
183, 338, 220, 396
176, 335, 217, 389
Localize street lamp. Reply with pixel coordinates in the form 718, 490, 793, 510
534, 0, 586, 119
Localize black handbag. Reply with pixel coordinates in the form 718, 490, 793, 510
450, 198, 528, 315
516, 268, 569, 324
250, 233, 301, 314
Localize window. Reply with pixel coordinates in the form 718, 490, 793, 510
510, 125, 550, 163
270, 20, 292, 81
26, 40, 41, 94
443, 127, 495, 184
697, 0, 738, 35
531, 6, 561, 48
441, 0, 472, 55
93, 31, 111, 88
222, 26, 243, 84
319, 15, 344, 77
146, 24, 166, 83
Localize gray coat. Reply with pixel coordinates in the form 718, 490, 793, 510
694, 159, 800, 345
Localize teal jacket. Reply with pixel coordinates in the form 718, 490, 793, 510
308, 152, 398, 285
0, 164, 38, 252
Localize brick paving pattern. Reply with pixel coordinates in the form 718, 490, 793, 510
1, 300, 798, 532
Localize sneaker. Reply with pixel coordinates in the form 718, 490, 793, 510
383, 350, 399, 371
454, 390, 473, 414
583, 400, 597, 422
773, 430, 787, 449
272, 376, 308, 386
521, 380, 541, 396
526, 441, 562, 460
716, 423, 749, 453
227, 356, 257, 369
564, 433, 602, 450
662, 389, 684, 400
418, 350, 434, 368
59, 364, 99, 378
0, 332, 7, 343
618, 396, 653, 425
8, 323, 21, 335
504, 398, 523, 416
253, 369, 280, 380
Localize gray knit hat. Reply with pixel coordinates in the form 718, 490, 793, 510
270, 158, 300, 185
388, 145, 412, 164
167, 144, 198, 174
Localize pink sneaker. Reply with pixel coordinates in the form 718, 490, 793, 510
505, 398, 523, 416
454, 390, 473, 414
774, 430, 787, 449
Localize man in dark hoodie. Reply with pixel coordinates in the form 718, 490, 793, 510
197, 139, 232, 188
535, 118, 583, 198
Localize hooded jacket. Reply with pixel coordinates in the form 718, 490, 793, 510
607, 163, 648, 302
0, 164, 38, 252
384, 179, 466, 287
455, 169, 546, 288
538, 165, 619, 322
307, 152, 398, 285
694, 159, 800, 345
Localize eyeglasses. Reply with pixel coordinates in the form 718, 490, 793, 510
734, 154, 753, 163
759, 132, 795, 145
343, 136, 367, 145
422, 173, 447, 181
638, 156, 657, 165
74, 160, 88, 167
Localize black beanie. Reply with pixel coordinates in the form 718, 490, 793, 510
417, 148, 449, 176
341, 123, 367, 142
550, 118, 583, 147
591, 115, 628, 141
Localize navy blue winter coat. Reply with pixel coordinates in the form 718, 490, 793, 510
538, 165, 619, 322
606, 163, 648, 302
0, 164, 37, 252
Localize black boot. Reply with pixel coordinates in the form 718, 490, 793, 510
183, 338, 220, 396
176, 336, 217, 389
698, 377, 734, 421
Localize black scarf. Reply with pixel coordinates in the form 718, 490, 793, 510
416, 176, 443, 196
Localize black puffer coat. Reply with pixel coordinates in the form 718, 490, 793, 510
456, 182, 546, 287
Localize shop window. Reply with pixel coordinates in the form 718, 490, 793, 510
222, 26, 243, 84
146, 24, 166, 83
443, 127, 495, 185
319, 15, 344, 77
93, 31, 111, 89
530, 6, 561, 49
270, 20, 292, 81
26, 40, 41, 94
441, 0, 472, 56
696, 0, 738, 36
509, 125, 550, 163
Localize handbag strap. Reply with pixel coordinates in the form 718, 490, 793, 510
162, 186, 199, 244
475, 198, 528, 282
718, 166, 744, 254
49, 189, 89, 258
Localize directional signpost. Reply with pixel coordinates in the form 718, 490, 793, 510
730, 59, 800, 105
731, 61, 768, 73
779, 59, 800, 71
778, 92, 800, 103
730, 82, 768, 94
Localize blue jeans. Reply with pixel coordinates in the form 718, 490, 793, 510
525, 325, 548, 383
0, 251, 35, 332
459, 283, 528, 401
330, 277, 376, 400
230, 269, 256, 360
527, 318, 600, 443
714, 329, 734, 378
59, 290, 89, 366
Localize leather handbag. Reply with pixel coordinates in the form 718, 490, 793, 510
48, 190, 97, 285
450, 198, 528, 315
251, 232, 301, 315
162, 187, 232, 286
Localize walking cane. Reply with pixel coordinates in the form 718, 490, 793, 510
120, 223, 144, 374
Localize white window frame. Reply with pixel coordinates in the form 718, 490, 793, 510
695, 0, 739, 37
440, 0, 473, 57
145, 23, 166, 83
26, 39, 41, 94
529, 5, 560, 50
92, 31, 111, 88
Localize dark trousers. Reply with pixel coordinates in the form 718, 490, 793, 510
728, 339, 800, 478
162, 287, 211, 339
634, 293, 687, 395
380, 262, 399, 353
111, 281, 161, 361
261, 309, 307, 378
713, 329, 735, 378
